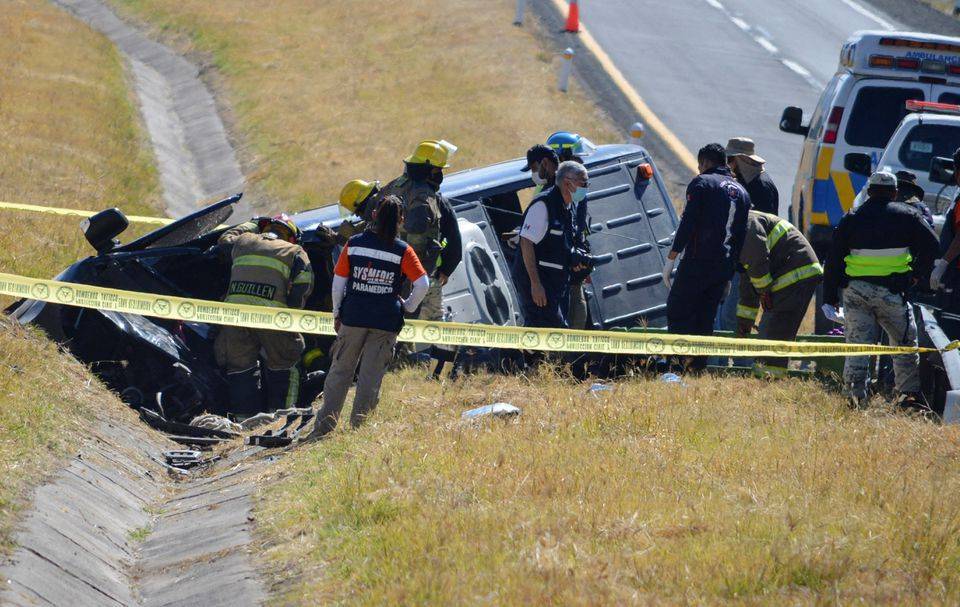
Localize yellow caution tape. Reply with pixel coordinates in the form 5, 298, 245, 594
0, 272, 946, 358
0, 200, 175, 226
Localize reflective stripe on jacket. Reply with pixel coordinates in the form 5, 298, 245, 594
219, 222, 313, 309
737, 211, 822, 322
513, 186, 575, 295
844, 247, 912, 277
338, 231, 422, 333
822, 197, 939, 306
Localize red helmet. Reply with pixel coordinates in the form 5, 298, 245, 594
257, 213, 301, 244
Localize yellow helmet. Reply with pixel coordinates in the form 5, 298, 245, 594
404, 139, 458, 168
338, 179, 379, 214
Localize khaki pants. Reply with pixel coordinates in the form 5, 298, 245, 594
315, 324, 398, 434
568, 280, 587, 330
214, 326, 304, 371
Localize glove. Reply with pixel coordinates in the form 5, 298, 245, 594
931, 258, 948, 291
761, 292, 772, 310
662, 256, 676, 289
821, 303, 845, 325
736, 318, 754, 337
570, 248, 595, 282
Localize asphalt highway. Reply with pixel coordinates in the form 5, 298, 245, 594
578, 0, 904, 215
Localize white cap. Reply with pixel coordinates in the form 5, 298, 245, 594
867, 171, 897, 187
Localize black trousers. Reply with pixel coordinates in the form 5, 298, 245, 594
667, 259, 732, 369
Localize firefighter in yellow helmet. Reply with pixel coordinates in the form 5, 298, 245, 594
339, 179, 380, 221
214, 214, 314, 417
335, 179, 381, 242
373, 141, 463, 369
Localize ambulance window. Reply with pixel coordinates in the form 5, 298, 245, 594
940, 92, 960, 105
845, 86, 925, 148
898, 123, 960, 172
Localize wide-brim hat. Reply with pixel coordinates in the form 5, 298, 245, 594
725, 137, 765, 164
895, 170, 925, 200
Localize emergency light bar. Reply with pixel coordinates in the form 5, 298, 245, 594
905, 100, 960, 115
880, 37, 960, 54
868, 54, 948, 74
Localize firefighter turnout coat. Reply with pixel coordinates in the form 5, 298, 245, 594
736, 211, 822, 325
219, 221, 314, 310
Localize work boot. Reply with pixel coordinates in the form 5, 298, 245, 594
264, 364, 303, 412
226, 366, 265, 420
300, 408, 337, 444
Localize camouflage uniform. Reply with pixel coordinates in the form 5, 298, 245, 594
842, 280, 919, 399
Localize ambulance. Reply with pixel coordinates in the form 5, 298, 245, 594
780, 31, 960, 253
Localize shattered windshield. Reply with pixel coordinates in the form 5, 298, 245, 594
147, 205, 234, 249
120, 194, 241, 252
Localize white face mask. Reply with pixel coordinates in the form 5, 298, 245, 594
531, 171, 547, 186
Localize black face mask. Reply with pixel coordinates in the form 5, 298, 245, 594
427, 170, 444, 190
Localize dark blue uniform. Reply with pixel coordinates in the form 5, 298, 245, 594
513, 186, 576, 328
667, 166, 750, 344
339, 231, 418, 333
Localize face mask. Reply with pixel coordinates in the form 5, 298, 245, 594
531, 171, 547, 186
427, 170, 443, 190
572, 186, 588, 203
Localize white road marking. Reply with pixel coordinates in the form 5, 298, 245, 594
781, 59, 826, 90
754, 36, 779, 54
699, 0, 823, 92
837, 0, 896, 31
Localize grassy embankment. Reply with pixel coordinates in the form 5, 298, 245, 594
109, 0, 619, 211
0, 0, 160, 551
923, 0, 957, 14
100, 1, 960, 603
258, 369, 960, 605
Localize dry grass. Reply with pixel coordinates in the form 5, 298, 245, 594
922, 0, 956, 14
109, 0, 620, 211
256, 368, 960, 605
0, 0, 160, 550
0, 0, 160, 289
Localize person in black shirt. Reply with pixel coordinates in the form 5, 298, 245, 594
726, 137, 779, 216
664, 143, 750, 371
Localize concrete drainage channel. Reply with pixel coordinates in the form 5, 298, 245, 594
1, 415, 268, 606
51, 0, 248, 218
2, 1, 266, 605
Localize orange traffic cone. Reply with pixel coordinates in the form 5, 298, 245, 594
565, 0, 580, 33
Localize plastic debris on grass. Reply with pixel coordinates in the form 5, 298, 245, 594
462, 402, 521, 419
660, 372, 687, 387
589, 382, 612, 395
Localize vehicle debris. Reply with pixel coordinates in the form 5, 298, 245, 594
191, 413, 242, 434
163, 449, 220, 471
246, 411, 316, 448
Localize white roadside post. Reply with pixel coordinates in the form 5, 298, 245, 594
514, 0, 526, 25
944, 391, 960, 424
629, 122, 645, 145
558, 47, 575, 92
